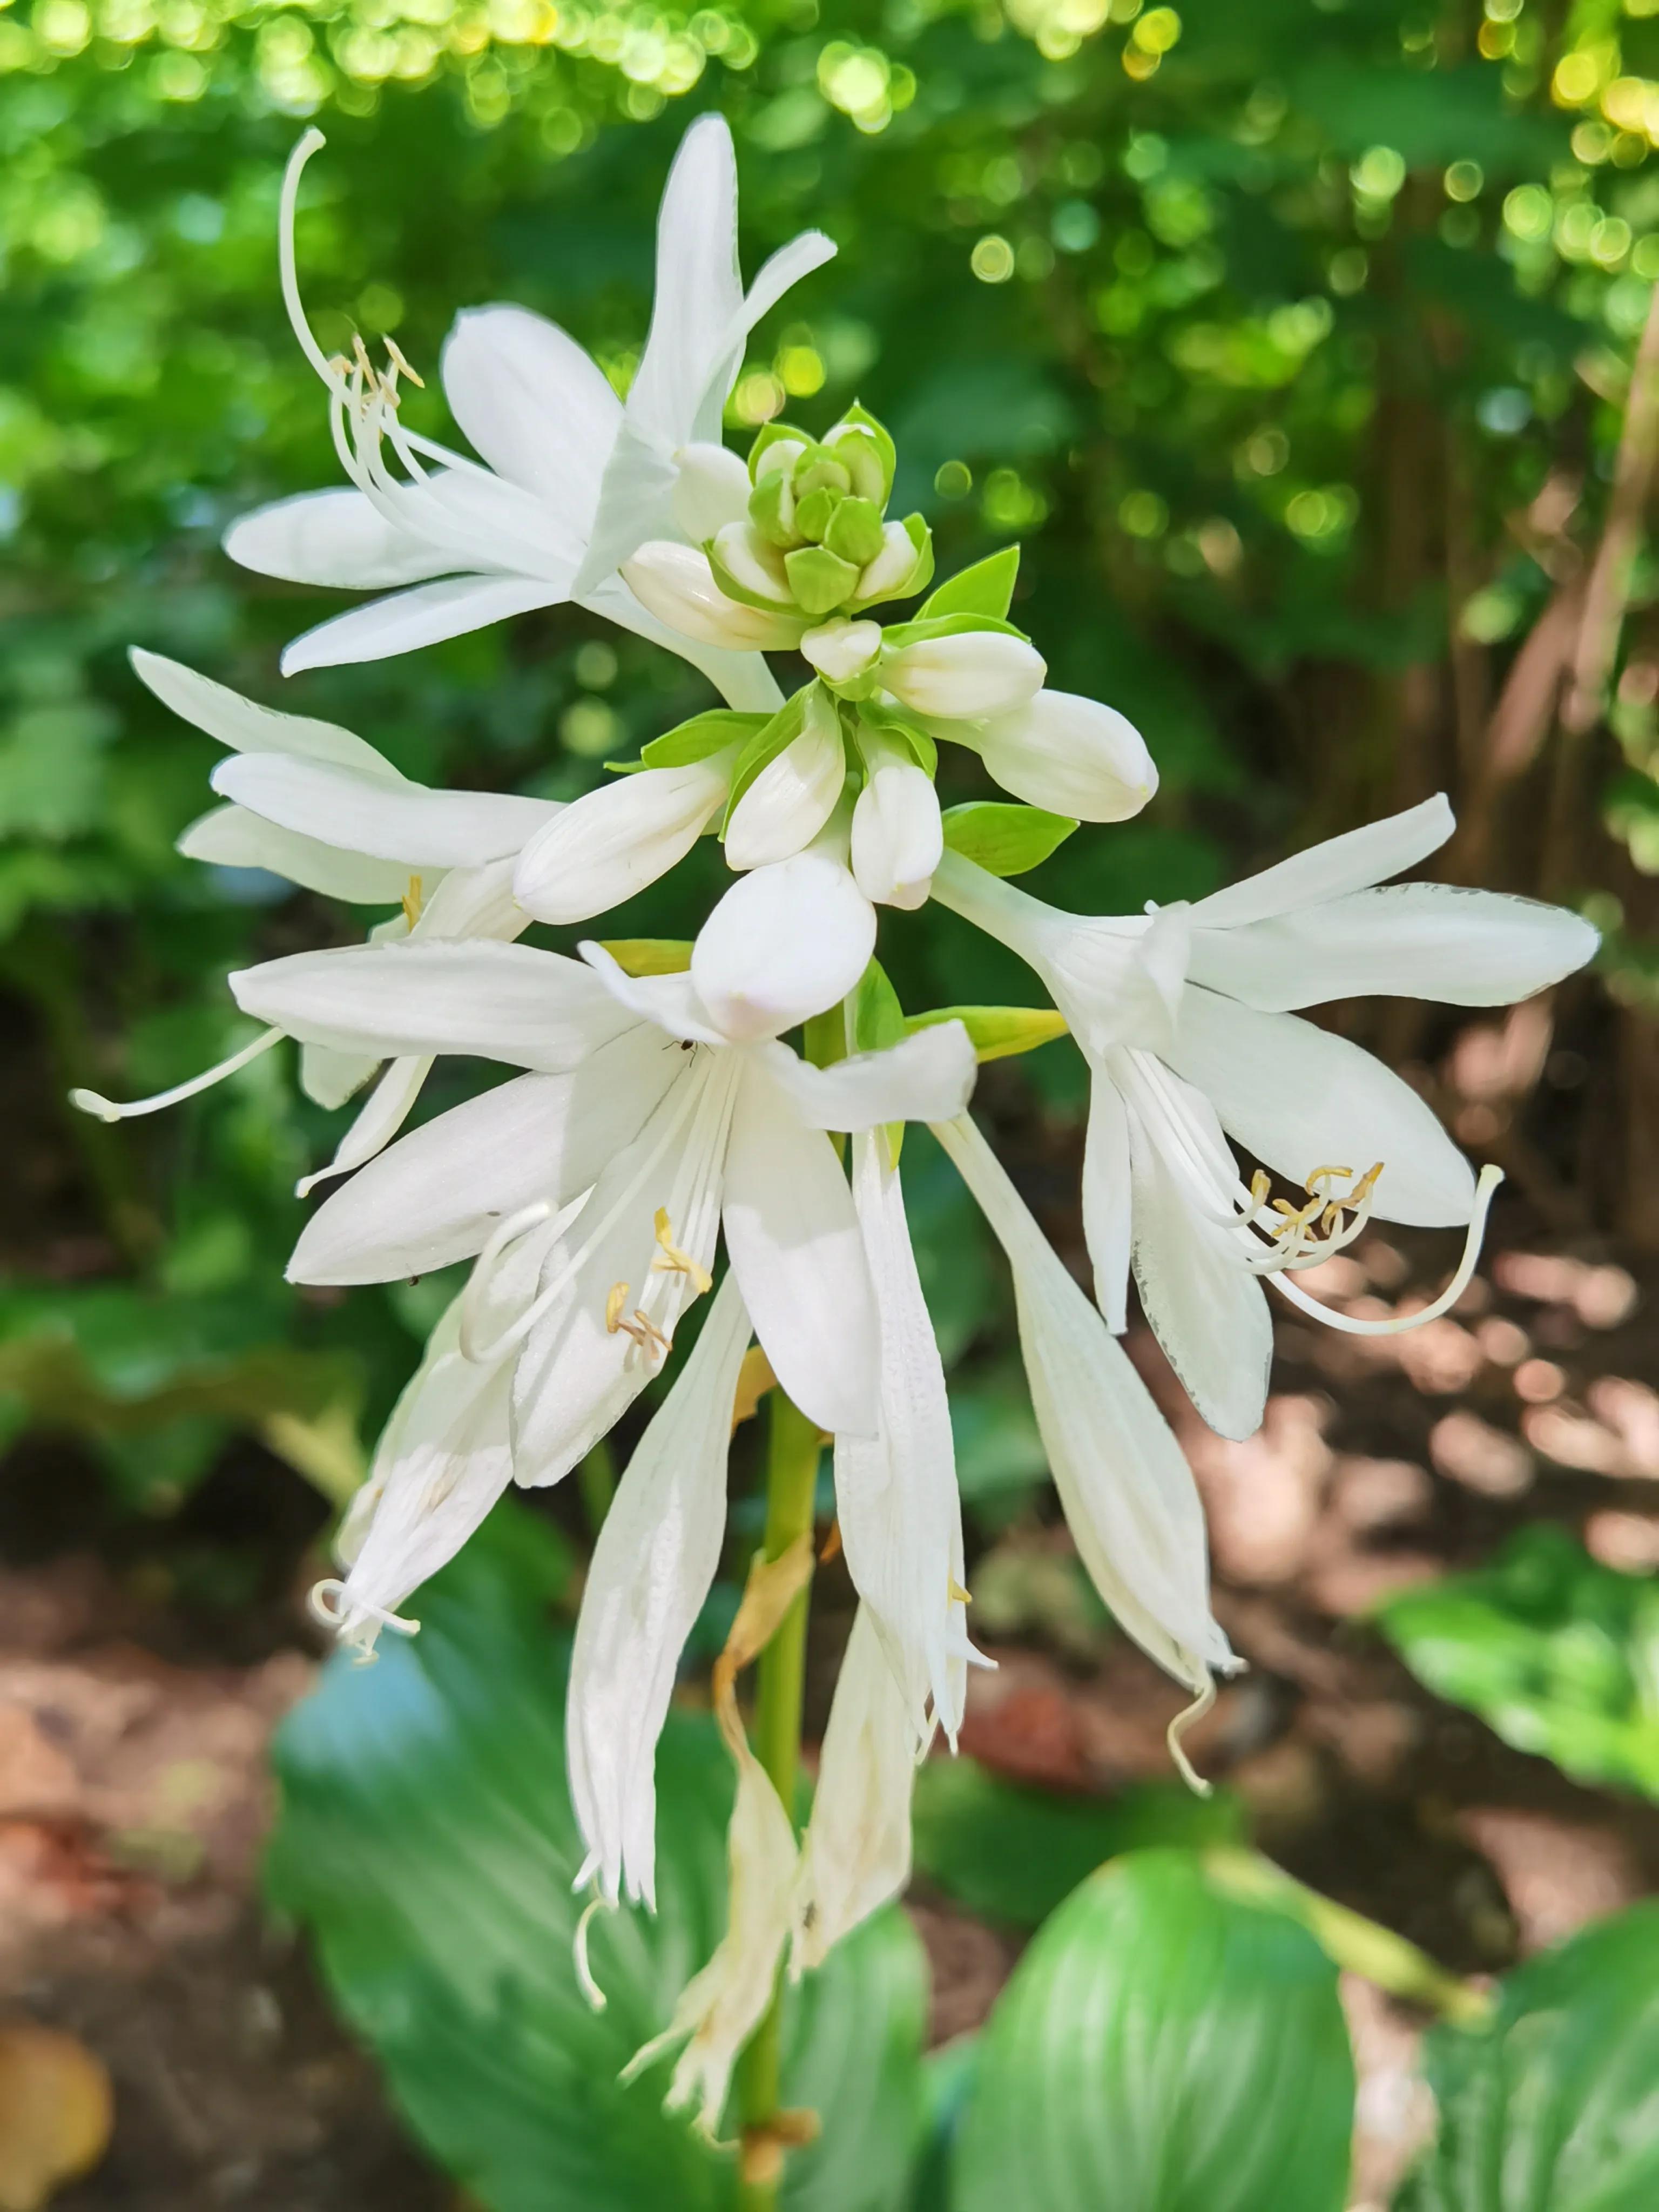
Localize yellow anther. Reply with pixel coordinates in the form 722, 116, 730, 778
1248, 1168, 1272, 1211
383, 336, 424, 388
629, 1309, 672, 1357
1304, 1163, 1353, 1191
650, 1207, 713, 1294
401, 874, 424, 930
352, 332, 377, 382
948, 1577, 973, 1606
605, 1282, 630, 1333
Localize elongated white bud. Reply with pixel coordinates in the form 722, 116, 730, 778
670, 442, 752, 543
622, 542, 804, 651
851, 727, 942, 909
512, 753, 733, 923
882, 630, 1046, 719
692, 837, 875, 1042
725, 687, 846, 871
710, 519, 795, 606
969, 689, 1157, 822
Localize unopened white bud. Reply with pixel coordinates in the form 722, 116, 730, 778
971, 689, 1158, 822
671, 443, 753, 543
725, 689, 847, 871
851, 729, 942, 909
882, 630, 1046, 720
801, 618, 882, 686
854, 521, 921, 604
514, 753, 733, 923
622, 542, 804, 651
711, 520, 794, 607
692, 842, 875, 1043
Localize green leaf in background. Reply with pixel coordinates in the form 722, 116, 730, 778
1394, 1903, 1659, 2212
950, 1850, 1354, 2212
267, 1502, 927, 2212
912, 1761, 1245, 1929
1373, 1524, 1659, 1798
939, 803, 1078, 878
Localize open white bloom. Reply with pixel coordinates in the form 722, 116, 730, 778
231, 935, 974, 1554
934, 795, 1601, 1440
227, 118, 826, 706
934, 1112, 1238, 1778
75, 653, 553, 1189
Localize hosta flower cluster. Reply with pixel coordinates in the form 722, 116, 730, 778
82, 114, 1600, 2143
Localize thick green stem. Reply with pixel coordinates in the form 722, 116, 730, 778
734, 1389, 821, 2210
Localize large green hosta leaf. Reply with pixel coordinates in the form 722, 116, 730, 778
266, 1505, 927, 2212
950, 1849, 1353, 2212
1395, 1904, 1659, 2212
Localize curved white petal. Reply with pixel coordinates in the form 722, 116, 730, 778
297, 1051, 433, 1199
567, 1270, 751, 1910
280, 573, 560, 676
222, 487, 458, 590
968, 689, 1157, 823
630, 113, 743, 453
621, 542, 805, 653
1169, 986, 1477, 1229
178, 804, 414, 905
513, 756, 729, 925
133, 651, 403, 780
231, 941, 633, 1071
721, 1053, 879, 1438
577, 940, 730, 1047
210, 753, 556, 868
756, 1022, 976, 1133
1188, 795, 1456, 931
581, 572, 785, 714
1082, 1074, 1133, 1332
1189, 884, 1601, 1012
691, 849, 875, 1043
440, 304, 621, 515
299, 1038, 381, 1111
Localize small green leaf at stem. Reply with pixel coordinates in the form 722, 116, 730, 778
940, 800, 1077, 876
920, 544, 1021, 623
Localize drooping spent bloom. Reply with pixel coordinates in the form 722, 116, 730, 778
933, 795, 1601, 1440
225, 117, 829, 706
75, 652, 556, 1192
228, 933, 976, 1647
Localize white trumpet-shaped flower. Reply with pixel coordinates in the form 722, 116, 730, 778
75, 653, 551, 1190
934, 795, 1601, 1440
227, 118, 826, 707
933, 1112, 1238, 1779
230, 936, 975, 1502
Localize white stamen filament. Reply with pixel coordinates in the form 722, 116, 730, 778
572, 1894, 610, 2013
1269, 1163, 1503, 1336
1166, 1675, 1216, 1796
70, 1024, 285, 1122
308, 1574, 420, 1656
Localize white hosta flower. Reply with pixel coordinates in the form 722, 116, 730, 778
670, 442, 753, 544
724, 688, 846, 871
849, 725, 942, 910
934, 1112, 1238, 1782
691, 815, 876, 1042
228, 119, 821, 709
790, 1605, 918, 1973
513, 751, 738, 925
75, 655, 550, 1186
622, 539, 807, 653
934, 795, 1601, 1440
568, 1271, 753, 1911
881, 630, 1046, 721
954, 689, 1158, 824
230, 936, 975, 1492
834, 1131, 972, 1749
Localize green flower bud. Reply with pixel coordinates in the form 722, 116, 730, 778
748, 421, 810, 482
793, 445, 853, 500
822, 495, 887, 568
784, 542, 861, 617
825, 403, 896, 503
748, 467, 802, 549
793, 483, 841, 543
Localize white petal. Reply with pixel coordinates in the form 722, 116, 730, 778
280, 574, 560, 676
178, 804, 414, 905
1188, 795, 1456, 930
671, 442, 752, 543
968, 689, 1157, 823
231, 941, 633, 1071
582, 572, 786, 714
210, 753, 557, 868
290, 1030, 680, 1284
724, 691, 844, 871
440, 304, 620, 514
882, 631, 1046, 720
934, 1114, 1235, 1691
571, 425, 680, 596
721, 1054, 879, 1437
1169, 986, 1477, 1229
854, 520, 923, 604
801, 619, 881, 686
1188, 884, 1601, 1011
577, 940, 730, 1047
222, 487, 457, 590
627, 114, 743, 455
721, 230, 836, 430
1125, 1082, 1275, 1442
409, 854, 526, 944
790, 1606, 918, 1973
300, 1039, 381, 1110
757, 1022, 976, 1133
850, 730, 941, 908
514, 757, 729, 924
297, 1052, 433, 1198
132, 651, 404, 780
567, 1271, 751, 1910
691, 849, 875, 1043
622, 542, 805, 652
1082, 1074, 1132, 1332
833, 1137, 968, 1747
